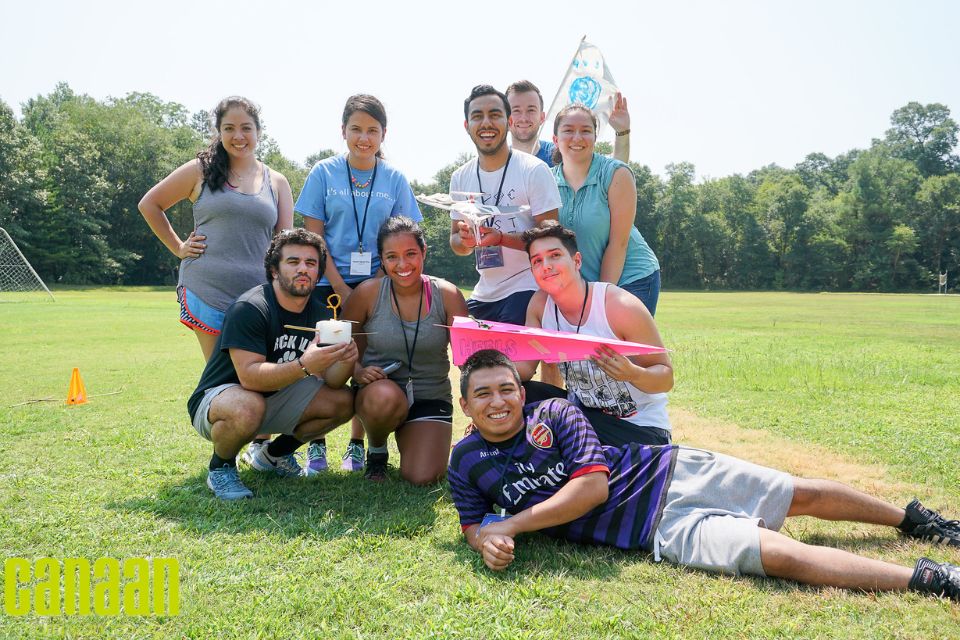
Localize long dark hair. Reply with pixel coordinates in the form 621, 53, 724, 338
197, 96, 261, 192
342, 94, 387, 159
551, 103, 597, 166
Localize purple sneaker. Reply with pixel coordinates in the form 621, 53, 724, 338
306, 441, 328, 476
341, 442, 365, 472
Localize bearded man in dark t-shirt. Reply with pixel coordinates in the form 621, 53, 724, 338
188, 228, 357, 500
448, 350, 960, 602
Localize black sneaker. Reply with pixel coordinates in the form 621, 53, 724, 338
364, 452, 389, 482
899, 499, 960, 546
909, 558, 960, 601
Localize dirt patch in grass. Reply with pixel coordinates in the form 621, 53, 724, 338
670, 407, 916, 500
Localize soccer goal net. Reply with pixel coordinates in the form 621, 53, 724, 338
0, 227, 55, 301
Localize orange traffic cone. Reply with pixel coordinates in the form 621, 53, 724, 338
67, 368, 88, 405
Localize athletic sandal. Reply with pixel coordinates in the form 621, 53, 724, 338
306, 441, 328, 476
909, 558, 960, 601
899, 499, 960, 546
364, 452, 389, 482
249, 445, 303, 478
341, 441, 365, 472
206, 465, 253, 501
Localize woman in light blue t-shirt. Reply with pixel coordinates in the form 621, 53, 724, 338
551, 103, 661, 315
292, 94, 423, 473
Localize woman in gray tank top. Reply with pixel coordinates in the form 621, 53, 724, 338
139, 96, 294, 361
341, 217, 469, 485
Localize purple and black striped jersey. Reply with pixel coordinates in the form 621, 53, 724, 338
448, 398, 677, 550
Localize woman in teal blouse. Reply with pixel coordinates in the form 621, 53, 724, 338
550, 103, 661, 315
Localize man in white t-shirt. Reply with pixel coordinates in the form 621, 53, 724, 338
449, 84, 562, 325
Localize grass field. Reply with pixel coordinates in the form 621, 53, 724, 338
1, 289, 958, 638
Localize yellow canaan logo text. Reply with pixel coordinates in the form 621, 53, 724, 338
4, 557, 179, 616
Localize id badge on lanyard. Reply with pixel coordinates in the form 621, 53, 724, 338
475, 154, 510, 271
350, 250, 372, 276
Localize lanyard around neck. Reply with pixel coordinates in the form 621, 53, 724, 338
476, 151, 512, 206
494, 428, 525, 502
554, 280, 590, 334
389, 278, 423, 377
346, 158, 378, 253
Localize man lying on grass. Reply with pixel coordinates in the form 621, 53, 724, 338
448, 349, 960, 601
187, 229, 357, 500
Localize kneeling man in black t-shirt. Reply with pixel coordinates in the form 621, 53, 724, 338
188, 228, 357, 500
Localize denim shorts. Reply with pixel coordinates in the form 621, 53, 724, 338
621, 270, 661, 317
177, 286, 225, 334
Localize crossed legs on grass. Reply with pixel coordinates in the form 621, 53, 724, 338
355, 379, 451, 485
759, 479, 951, 594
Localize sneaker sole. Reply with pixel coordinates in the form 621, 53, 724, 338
902, 531, 960, 547
249, 456, 302, 478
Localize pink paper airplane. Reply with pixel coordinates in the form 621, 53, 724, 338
447, 316, 667, 366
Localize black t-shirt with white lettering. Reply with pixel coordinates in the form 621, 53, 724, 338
187, 284, 324, 420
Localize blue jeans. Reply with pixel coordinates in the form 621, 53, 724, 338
466, 290, 536, 326
621, 270, 661, 317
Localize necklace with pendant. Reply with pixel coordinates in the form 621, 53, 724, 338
230, 163, 259, 185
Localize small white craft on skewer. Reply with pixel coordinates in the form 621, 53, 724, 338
315, 319, 352, 344
282, 293, 356, 344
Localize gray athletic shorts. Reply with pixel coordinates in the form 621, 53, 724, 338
653, 448, 794, 577
191, 376, 324, 441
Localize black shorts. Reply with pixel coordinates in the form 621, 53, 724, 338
406, 398, 454, 424
521, 381, 670, 447
354, 379, 454, 425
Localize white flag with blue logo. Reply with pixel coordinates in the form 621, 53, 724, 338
545, 38, 620, 138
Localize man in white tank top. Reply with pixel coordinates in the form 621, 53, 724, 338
515, 221, 674, 447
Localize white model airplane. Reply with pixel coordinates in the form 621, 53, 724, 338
416, 192, 531, 245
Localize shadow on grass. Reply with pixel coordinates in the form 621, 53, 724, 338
111, 466, 444, 540
438, 533, 640, 582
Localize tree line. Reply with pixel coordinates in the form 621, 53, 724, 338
1, 82, 958, 292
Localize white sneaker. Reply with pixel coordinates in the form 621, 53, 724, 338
249, 444, 303, 478
241, 439, 270, 466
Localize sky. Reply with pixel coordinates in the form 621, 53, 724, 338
2, 0, 958, 184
